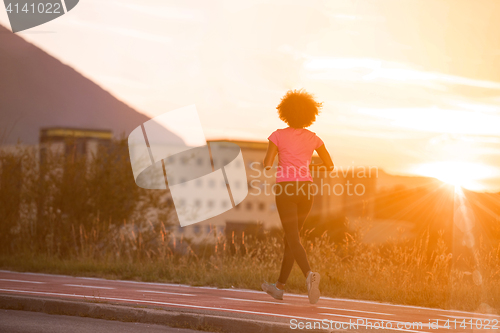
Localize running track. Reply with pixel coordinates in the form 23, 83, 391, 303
0, 270, 498, 332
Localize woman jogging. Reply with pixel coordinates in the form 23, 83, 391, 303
261, 89, 334, 304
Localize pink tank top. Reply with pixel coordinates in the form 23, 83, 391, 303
268, 127, 324, 183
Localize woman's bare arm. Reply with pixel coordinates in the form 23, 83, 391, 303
263, 140, 278, 170
310, 144, 334, 171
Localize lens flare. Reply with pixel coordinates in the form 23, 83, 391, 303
411, 161, 498, 191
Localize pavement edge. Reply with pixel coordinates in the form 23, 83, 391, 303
0, 293, 306, 333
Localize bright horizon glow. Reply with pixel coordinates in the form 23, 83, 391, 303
412, 162, 499, 191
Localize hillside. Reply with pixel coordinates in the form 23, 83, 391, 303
0, 24, 181, 145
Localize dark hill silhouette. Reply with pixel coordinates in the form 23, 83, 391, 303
0, 24, 182, 145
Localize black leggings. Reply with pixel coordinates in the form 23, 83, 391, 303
275, 181, 314, 284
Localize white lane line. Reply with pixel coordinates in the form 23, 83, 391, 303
0, 288, 432, 333
0, 279, 45, 284
63, 284, 114, 290
443, 314, 500, 320
319, 306, 393, 316
320, 312, 399, 322
220, 288, 267, 295
282, 293, 308, 298
80, 278, 192, 288
221, 297, 286, 306
320, 312, 446, 331
313, 296, 486, 316
137, 290, 195, 297
320, 313, 448, 328
79, 277, 193, 288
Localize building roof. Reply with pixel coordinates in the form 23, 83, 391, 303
40, 127, 113, 141
208, 139, 268, 150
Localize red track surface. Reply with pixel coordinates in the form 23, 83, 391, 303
0, 270, 498, 332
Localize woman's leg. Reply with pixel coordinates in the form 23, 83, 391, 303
277, 196, 314, 284
277, 237, 294, 285
276, 187, 312, 283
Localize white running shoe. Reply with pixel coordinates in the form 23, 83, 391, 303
261, 281, 284, 300
306, 271, 320, 304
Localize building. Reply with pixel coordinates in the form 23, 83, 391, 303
39, 127, 113, 163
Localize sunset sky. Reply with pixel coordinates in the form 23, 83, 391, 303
2, 0, 500, 192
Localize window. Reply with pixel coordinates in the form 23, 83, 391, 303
246, 202, 253, 210
197, 157, 203, 166
195, 179, 203, 187
194, 199, 201, 208
258, 202, 265, 211
207, 200, 214, 208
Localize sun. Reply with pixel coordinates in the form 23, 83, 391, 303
412, 161, 496, 191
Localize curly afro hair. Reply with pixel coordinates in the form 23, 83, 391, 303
276, 89, 323, 128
